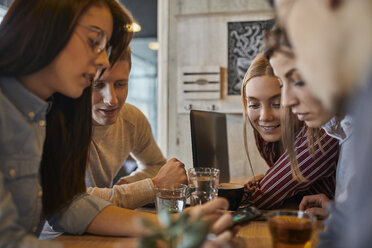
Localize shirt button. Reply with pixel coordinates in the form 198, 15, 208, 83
38, 190, 43, 197
39, 120, 46, 127
9, 169, 16, 178
32, 226, 37, 233
28, 112, 35, 119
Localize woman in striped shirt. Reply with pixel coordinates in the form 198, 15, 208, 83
241, 54, 339, 209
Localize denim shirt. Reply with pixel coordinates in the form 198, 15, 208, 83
322, 116, 353, 203
0, 77, 110, 247
318, 68, 372, 248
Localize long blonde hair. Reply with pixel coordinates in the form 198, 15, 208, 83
281, 107, 309, 181
241, 54, 281, 176
242, 54, 306, 181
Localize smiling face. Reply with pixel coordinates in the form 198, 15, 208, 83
44, 4, 113, 99
92, 59, 130, 126
270, 49, 333, 128
244, 76, 282, 142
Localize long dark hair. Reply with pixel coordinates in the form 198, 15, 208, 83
0, 0, 133, 218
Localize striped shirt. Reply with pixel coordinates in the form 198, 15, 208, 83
245, 127, 339, 209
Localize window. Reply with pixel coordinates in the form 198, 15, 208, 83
126, 37, 158, 140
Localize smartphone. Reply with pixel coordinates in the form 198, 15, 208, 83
232, 206, 262, 225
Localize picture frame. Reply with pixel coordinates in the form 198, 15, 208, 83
227, 20, 275, 95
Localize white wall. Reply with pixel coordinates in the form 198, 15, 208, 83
159, 0, 273, 181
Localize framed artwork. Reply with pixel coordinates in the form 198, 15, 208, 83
227, 20, 275, 95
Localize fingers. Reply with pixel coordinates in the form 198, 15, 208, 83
203, 231, 234, 248
198, 198, 229, 214
210, 213, 234, 234
299, 194, 330, 211
168, 157, 184, 167
203, 212, 224, 224
188, 198, 229, 218
255, 174, 265, 181
208, 230, 234, 244
304, 207, 328, 218
299, 195, 321, 210
299, 196, 312, 211
115, 178, 128, 185
214, 230, 233, 243
167, 158, 187, 177
154, 158, 188, 187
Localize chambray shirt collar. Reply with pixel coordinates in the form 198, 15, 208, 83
322, 115, 353, 145
0, 76, 49, 119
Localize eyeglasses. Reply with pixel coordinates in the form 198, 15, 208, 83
78, 24, 112, 58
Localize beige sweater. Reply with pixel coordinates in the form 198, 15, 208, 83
86, 103, 166, 209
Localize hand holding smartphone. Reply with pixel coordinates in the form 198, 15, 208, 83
232, 206, 262, 225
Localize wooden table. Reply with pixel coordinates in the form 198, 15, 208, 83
54, 220, 324, 248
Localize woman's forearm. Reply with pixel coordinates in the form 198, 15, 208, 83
85, 205, 157, 237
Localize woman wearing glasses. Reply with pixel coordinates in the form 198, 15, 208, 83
0, 0, 155, 247
241, 54, 339, 209
0, 1, 234, 247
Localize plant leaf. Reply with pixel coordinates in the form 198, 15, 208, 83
158, 209, 173, 227
178, 220, 210, 248
139, 218, 162, 234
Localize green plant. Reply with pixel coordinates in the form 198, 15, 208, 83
138, 210, 210, 248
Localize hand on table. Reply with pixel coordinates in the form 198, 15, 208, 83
299, 193, 331, 218
187, 198, 237, 247
244, 174, 264, 192
152, 158, 188, 188
115, 178, 128, 185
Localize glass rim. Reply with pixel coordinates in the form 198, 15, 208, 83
78, 24, 109, 55
188, 167, 220, 173
266, 209, 317, 222
154, 183, 188, 191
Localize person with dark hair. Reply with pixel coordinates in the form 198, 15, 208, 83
271, 0, 372, 247
86, 46, 187, 209
0, 0, 141, 246
241, 54, 338, 209
0, 1, 234, 246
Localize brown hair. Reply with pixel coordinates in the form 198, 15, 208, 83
120, 46, 132, 70
270, 48, 324, 182
0, 0, 133, 218
242, 54, 306, 182
97, 45, 132, 79
241, 54, 281, 175
281, 107, 312, 181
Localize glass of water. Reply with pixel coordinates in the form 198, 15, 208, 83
188, 167, 220, 206
154, 184, 188, 213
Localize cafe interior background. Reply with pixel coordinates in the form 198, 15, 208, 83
0, 0, 274, 181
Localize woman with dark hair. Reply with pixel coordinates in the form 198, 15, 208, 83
0, 0, 158, 246
241, 54, 339, 209
0, 1, 235, 247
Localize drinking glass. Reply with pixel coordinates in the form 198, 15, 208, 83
188, 167, 220, 206
267, 210, 316, 248
154, 184, 188, 213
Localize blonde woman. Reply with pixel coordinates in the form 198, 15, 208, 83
241, 54, 338, 209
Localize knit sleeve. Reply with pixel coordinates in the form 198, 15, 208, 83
119, 104, 166, 183
87, 178, 155, 209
